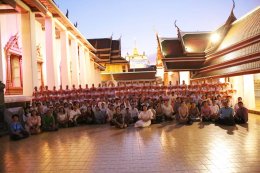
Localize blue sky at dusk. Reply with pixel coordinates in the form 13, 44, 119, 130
55, 0, 259, 64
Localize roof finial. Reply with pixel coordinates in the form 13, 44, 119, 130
174, 20, 181, 38
232, 0, 235, 12
74, 22, 78, 28
174, 20, 180, 32
65, 9, 69, 18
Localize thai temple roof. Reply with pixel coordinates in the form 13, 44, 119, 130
88, 37, 129, 64
157, 5, 260, 77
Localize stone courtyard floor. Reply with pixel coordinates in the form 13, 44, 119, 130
0, 114, 260, 173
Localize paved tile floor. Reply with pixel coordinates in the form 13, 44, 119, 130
1, 114, 260, 173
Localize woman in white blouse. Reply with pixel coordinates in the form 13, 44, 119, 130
135, 105, 153, 128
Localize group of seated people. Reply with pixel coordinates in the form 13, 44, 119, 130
9, 83, 247, 141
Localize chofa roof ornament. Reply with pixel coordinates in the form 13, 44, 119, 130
174, 20, 181, 39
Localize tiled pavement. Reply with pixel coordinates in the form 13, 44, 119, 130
1, 114, 260, 173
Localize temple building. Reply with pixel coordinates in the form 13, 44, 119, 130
0, 0, 104, 103
89, 37, 158, 86
88, 37, 129, 73
125, 47, 150, 69
156, 5, 260, 111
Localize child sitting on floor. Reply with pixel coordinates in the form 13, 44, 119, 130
10, 114, 29, 141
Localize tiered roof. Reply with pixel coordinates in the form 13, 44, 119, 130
88, 37, 129, 64
157, 5, 260, 79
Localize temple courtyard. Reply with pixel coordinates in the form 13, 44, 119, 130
0, 114, 259, 173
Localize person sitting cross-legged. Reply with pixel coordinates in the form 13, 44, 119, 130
94, 106, 106, 124
162, 100, 174, 121
129, 103, 139, 123
154, 102, 164, 123
9, 114, 29, 141
111, 106, 127, 129
57, 107, 69, 128
123, 107, 133, 126
42, 109, 58, 131
210, 100, 220, 121
215, 100, 235, 126
68, 106, 81, 126
189, 102, 200, 122
135, 105, 153, 128
26, 110, 41, 134
234, 102, 248, 124
201, 101, 213, 122
85, 106, 96, 124
178, 101, 191, 124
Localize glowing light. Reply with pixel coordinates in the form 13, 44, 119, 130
186, 47, 193, 52
210, 33, 220, 43
219, 78, 225, 83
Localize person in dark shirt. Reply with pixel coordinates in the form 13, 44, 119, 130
85, 106, 96, 124
10, 114, 29, 141
42, 109, 58, 131
234, 102, 248, 124
112, 106, 127, 129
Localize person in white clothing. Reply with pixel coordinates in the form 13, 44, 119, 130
68, 106, 81, 126
210, 100, 219, 120
161, 100, 174, 121
135, 105, 153, 128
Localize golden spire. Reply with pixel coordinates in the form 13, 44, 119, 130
133, 39, 139, 55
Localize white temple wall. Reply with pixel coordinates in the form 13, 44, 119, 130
230, 75, 256, 109
84, 50, 92, 86
21, 12, 38, 96
35, 19, 47, 86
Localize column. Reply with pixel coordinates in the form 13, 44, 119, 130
70, 39, 79, 86
243, 74, 255, 109
85, 50, 91, 85
0, 21, 3, 82
60, 31, 71, 87
21, 12, 37, 96
45, 17, 58, 88
79, 46, 86, 85
5, 54, 11, 91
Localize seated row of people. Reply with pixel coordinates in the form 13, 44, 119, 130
10, 94, 248, 140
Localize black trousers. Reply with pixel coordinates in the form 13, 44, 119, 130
215, 117, 235, 126
10, 131, 29, 141
234, 116, 246, 124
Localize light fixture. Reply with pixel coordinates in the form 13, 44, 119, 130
210, 33, 220, 43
